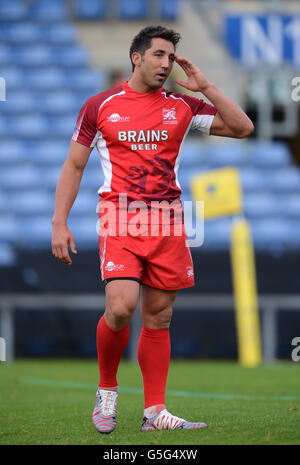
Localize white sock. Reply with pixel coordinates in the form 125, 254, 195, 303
99, 385, 118, 392
144, 404, 166, 419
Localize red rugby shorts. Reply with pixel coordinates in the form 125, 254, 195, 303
98, 222, 194, 291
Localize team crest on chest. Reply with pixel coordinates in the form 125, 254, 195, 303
162, 108, 177, 124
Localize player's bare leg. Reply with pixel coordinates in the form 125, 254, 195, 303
140, 285, 175, 330
138, 285, 207, 431
104, 279, 140, 330
92, 279, 139, 433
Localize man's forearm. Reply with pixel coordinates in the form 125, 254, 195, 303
52, 161, 84, 225
202, 82, 253, 136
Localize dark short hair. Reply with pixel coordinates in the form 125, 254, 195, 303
129, 25, 181, 72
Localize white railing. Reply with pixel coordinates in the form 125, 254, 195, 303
0, 293, 299, 362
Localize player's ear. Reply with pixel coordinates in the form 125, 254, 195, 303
131, 52, 142, 68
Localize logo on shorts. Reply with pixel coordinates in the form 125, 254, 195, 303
105, 261, 125, 272
107, 113, 130, 123
187, 266, 194, 278
162, 108, 177, 124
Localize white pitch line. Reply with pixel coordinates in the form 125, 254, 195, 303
17, 377, 300, 401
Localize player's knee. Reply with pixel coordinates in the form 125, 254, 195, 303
105, 298, 136, 329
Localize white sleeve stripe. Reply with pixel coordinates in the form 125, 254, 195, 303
174, 119, 193, 190
98, 90, 126, 112
169, 93, 191, 110
90, 130, 101, 148
191, 114, 215, 134
72, 106, 86, 142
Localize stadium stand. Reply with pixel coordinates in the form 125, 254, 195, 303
1, 0, 300, 363
1, 0, 300, 255
160, 0, 181, 20
0, 0, 27, 21
207, 143, 250, 168
74, 0, 106, 19
29, 0, 69, 21
118, 0, 148, 19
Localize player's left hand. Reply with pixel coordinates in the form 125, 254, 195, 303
174, 54, 211, 93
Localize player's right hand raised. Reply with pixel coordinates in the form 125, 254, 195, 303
51, 223, 77, 266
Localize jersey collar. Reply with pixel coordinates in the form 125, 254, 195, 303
122, 81, 164, 96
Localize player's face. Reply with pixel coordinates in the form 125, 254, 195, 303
140, 38, 175, 89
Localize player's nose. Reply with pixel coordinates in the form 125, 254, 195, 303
161, 57, 170, 69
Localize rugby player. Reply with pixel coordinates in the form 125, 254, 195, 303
51, 25, 253, 433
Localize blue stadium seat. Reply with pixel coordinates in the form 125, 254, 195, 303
70, 192, 99, 217
69, 216, 99, 247
86, 150, 104, 169
80, 167, 105, 192
3, 23, 77, 45
49, 115, 76, 138
10, 190, 53, 215
251, 219, 300, 251
74, 0, 106, 19
38, 167, 61, 190
201, 217, 232, 250
11, 45, 88, 68
0, 191, 10, 214
14, 116, 49, 139
0, 216, 18, 243
0, 45, 11, 66
276, 194, 300, 219
51, 46, 89, 68
0, 166, 42, 190
180, 142, 208, 169
0, 0, 27, 21
43, 24, 77, 44
208, 143, 248, 168
1, 23, 39, 44
0, 68, 24, 90
29, 0, 68, 21
1, 91, 37, 114
19, 216, 52, 248
12, 45, 52, 67
118, 0, 147, 19
160, 0, 181, 20
0, 243, 16, 266
41, 92, 83, 115
25, 69, 65, 90
0, 118, 7, 139
29, 141, 69, 166
67, 69, 107, 92
239, 168, 266, 194
0, 141, 28, 165
265, 168, 300, 193
243, 193, 279, 219
249, 141, 291, 168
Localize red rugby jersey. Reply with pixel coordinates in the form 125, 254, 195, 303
72, 81, 217, 206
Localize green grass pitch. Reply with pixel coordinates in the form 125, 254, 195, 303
0, 359, 299, 445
